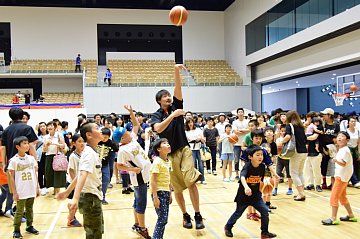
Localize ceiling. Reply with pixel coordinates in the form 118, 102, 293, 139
0, 0, 236, 11
262, 64, 360, 94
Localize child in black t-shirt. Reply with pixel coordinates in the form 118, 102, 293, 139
97, 128, 119, 205
203, 117, 219, 175
224, 145, 277, 238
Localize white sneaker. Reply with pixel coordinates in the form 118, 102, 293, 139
207, 170, 211, 174
354, 182, 360, 188
41, 188, 47, 196
5, 210, 14, 220
201, 181, 207, 185
212, 170, 217, 176
229, 177, 235, 182
223, 178, 230, 182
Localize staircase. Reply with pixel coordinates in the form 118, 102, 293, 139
97, 65, 108, 87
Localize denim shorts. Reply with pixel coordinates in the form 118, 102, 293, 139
221, 153, 234, 160
133, 183, 148, 214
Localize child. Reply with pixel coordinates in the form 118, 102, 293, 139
218, 124, 234, 182
305, 117, 322, 153
321, 131, 358, 225
273, 124, 293, 196
97, 127, 119, 205
150, 138, 173, 239
203, 117, 219, 175
8, 136, 40, 239
241, 119, 259, 150
224, 145, 277, 238
0, 146, 14, 218
68, 122, 104, 239
65, 134, 84, 227
115, 105, 152, 239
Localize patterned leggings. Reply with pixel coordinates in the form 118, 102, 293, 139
152, 191, 170, 239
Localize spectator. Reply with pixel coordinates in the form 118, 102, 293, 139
22, 111, 30, 124
12, 93, 19, 104
104, 68, 112, 86
24, 91, 31, 104
75, 54, 81, 72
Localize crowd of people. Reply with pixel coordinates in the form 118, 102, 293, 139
0, 64, 360, 239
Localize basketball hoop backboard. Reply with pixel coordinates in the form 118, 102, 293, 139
336, 72, 360, 98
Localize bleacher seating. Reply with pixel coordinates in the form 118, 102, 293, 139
9, 59, 97, 74
107, 60, 175, 86
0, 92, 83, 105
185, 60, 242, 85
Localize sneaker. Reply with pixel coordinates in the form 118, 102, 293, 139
304, 184, 314, 190
224, 225, 233, 237
261, 231, 277, 238
131, 223, 140, 232
321, 183, 328, 190
108, 183, 113, 189
316, 185, 323, 192
339, 215, 358, 222
0, 210, 4, 216
25, 226, 39, 235
12, 231, 23, 239
272, 188, 277, 196
194, 214, 205, 230
235, 176, 240, 180
326, 184, 332, 190
286, 189, 293, 195
246, 213, 259, 221
5, 210, 14, 220
279, 178, 284, 183
353, 182, 360, 188
207, 170, 211, 174
41, 188, 47, 196
137, 227, 151, 239
101, 199, 109, 205
127, 187, 134, 193
223, 178, 230, 182
253, 212, 261, 219
68, 218, 82, 227
201, 181, 207, 185
212, 170, 217, 176
183, 213, 193, 229
268, 204, 277, 209
122, 188, 130, 194
116, 179, 122, 184
321, 218, 339, 225
229, 177, 235, 182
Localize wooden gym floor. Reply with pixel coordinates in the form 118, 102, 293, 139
1, 168, 360, 239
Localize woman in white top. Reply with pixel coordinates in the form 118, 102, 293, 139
185, 118, 206, 184
346, 117, 360, 188
43, 121, 67, 197
36, 122, 48, 196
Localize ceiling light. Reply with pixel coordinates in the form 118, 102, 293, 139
331, 78, 334, 80
297, 84, 300, 86
332, 73, 336, 76
269, 86, 271, 88
295, 81, 298, 84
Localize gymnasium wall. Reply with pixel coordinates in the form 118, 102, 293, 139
0, 7, 224, 61
83, 86, 251, 115
262, 89, 297, 113
42, 77, 83, 93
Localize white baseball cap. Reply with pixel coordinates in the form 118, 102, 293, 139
320, 108, 334, 115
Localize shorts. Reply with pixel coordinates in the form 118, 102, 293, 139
221, 153, 234, 160
168, 146, 201, 193
133, 183, 148, 214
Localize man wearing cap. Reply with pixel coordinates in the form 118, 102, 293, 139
151, 64, 205, 230
319, 108, 339, 190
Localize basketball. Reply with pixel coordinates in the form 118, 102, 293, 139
350, 84, 358, 92
228, 134, 239, 144
169, 6, 188, 26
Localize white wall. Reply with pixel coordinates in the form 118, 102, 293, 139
83, 86, 251, 114
107, 52, 175, 60
0, 7, 224, 61
262, 89, 297, 113
42, 77, 83, 92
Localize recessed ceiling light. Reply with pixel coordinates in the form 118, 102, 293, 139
332, 73, 336, 76
295, 81, 298, 84
331, 78, 335, 80
297, 84, 300, 86
269, 86, 271, 88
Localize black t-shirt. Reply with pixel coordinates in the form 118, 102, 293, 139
151, 97, 188, 152
235, 161, 265, 203
97, 139, 119, 166
307, 124, 323, 156
285, 124, 307, 153
0, 124, 3, 138
320, 123, 340, 146
1, 121, 38, 167
203, 127, 219, 147
24, 94, 31, 104
261, 140, 277, 157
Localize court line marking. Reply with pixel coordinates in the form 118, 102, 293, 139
306, 191, 360, 212
44, 202, 65, 239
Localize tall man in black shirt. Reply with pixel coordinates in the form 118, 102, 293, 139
151, 64, 205, 230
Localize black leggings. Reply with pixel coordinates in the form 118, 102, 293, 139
38, 153, 47, 188
321, 154, 330, 177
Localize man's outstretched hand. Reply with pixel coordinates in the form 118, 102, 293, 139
175, 64, 187, 72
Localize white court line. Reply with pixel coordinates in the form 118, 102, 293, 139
44, 202, 66, 239
306, 191, 360, 211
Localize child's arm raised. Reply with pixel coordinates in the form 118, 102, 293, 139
124, 104, 139, 135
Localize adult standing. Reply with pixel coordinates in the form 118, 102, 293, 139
280, 111, 307, 201
1, 107, 38, 216
319, 108, 339, 189
36, 122, 48, 195
216, 113, 229, 160
24, 91, 31, 104
151, 64, 205, 230
346, 117, 360, 188
104, 68, 112, 86
75, 54, 81, 72
232, 108, 249, 179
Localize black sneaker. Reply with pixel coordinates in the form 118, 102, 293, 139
316, 185, 323, 192
194, 214, 205, 230
224, 225, 233, 237
26, 226, 39, 235
137, 227, 151, 239
183, 213, 193, 229
304, 184, 314, 190
261, 231, 277, 238
13, 231, 23, 238
122, 189, 130, 194
101, 199, 109, 205
127, 187, 134, 193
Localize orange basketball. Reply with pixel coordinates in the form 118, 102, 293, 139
350, 84, 359, 92
169, 6, 188, 26
228, 134, 239, 144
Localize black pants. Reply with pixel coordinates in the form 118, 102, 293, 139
38, 153, 47, 188
75, 65, 81, 72
104, 77, 111, 86
321, 154, 330, 177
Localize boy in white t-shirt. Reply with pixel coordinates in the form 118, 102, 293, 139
322, 131, 358, 225
8, 136, 40, 239
115, 105, 152, 239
